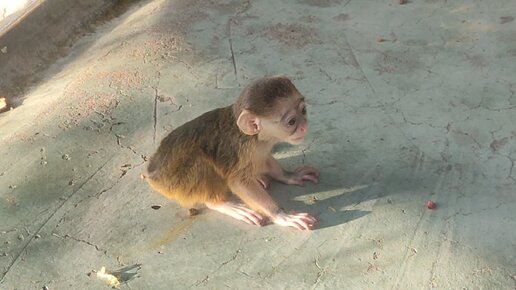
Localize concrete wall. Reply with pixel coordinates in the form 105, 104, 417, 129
0, 0, 41, 36
0, 0, 128, 102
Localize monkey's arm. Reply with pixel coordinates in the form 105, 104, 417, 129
229, 179, 317, 230
265, 156, 319, 186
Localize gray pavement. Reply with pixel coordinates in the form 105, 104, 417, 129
1, 0, 515, 289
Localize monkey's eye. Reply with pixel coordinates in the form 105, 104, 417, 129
301, 106, 307, 115
288, 118, 297, 126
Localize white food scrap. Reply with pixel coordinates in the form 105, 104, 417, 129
96, 266, 120, 288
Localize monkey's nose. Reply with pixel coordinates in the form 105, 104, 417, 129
300, 123, 308, 133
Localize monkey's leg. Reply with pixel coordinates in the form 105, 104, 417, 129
265, 156, 319, 186
205, 201, 266, 226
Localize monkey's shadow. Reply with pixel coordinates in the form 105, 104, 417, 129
267, 151, 377, 230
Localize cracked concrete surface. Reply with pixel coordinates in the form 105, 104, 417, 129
1, 0, 516, 289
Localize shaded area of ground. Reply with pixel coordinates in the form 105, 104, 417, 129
1, 0, 515, 289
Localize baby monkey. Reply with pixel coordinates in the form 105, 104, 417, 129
143, 76, 319, 230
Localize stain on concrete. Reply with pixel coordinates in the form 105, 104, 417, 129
264, 23, 322, 48
500, 16, 514, 24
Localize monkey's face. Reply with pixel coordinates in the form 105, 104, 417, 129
260, 96, 308, 145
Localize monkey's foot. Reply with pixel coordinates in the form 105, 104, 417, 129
286, 165, 320, 186
272, 212, 318, 230
206, 202, 266, 226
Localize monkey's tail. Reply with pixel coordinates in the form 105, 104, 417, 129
140, 170, 157, 180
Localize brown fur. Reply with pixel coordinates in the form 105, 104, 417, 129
233, 75, 300, 117
145, 105, 261, 207
145, 106, 271, 207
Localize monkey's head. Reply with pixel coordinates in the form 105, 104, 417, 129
234, 76, 309, 145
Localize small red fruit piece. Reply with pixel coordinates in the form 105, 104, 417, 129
426, 200, 436, 209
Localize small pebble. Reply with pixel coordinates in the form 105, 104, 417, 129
188, 208, 200, 216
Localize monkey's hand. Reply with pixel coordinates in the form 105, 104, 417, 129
285, 166, 319, 186
272, 211, 317, 230
206, 202, 266, 226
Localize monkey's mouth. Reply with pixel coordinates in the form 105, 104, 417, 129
291, 136, 305, 143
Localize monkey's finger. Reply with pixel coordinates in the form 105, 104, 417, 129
283, 219, 305, 230
301, 174, 319, 184
233, 207, 265, 226
300, 215, 318, 225
292, 221, 307, 230
292, 219, 313, 230
286, 216, 316, 230
287, 177, 305, 186
295, 166, 320, 176
240, 216, 262, 226
298, 169, 320, 178
294, 212, 318, 220
207, 202, 265, 226
293, 213, 318, 225
236, 213, 264, 226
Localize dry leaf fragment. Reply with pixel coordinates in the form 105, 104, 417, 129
308, 196, 318, 204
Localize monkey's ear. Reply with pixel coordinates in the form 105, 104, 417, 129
236, 110, 261, 135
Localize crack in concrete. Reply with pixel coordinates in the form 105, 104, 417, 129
225, 1, 251, 81
227, 22, 237, 78
319, 67, 334, 82
190, 249, 242, 288
452, 129, 482, 149
427, 217, 453, 289
168, 56, 200, 80
55, 176, 125, 235
114, 133, 147, 162
444, 201, 507, 221
301, 133, 319, 164
219, 249, 241, 268
400, 111, 423, 126
312, 258, 328, 288
52, 233, 108, 255
341, 34, 376, 94
390, 210, 427, 290
0, 157, 112, 283
101, 41, 127, 59
493, 152, 516, 183
153, 87, 158, 145
464, 88, 516, 112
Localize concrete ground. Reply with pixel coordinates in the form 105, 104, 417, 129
1, 0, 515, 289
